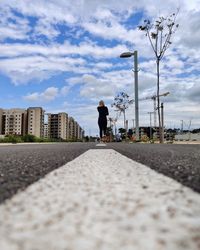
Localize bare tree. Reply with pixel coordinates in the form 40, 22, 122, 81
111, 92, 134, 134
139, 11, 179, 143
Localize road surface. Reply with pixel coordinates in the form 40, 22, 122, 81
0, 142, 200, 250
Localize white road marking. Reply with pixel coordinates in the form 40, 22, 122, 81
96, 143, 107, 146
0, 149, 200, 250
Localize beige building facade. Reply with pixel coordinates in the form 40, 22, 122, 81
1, 108, 27, 136
27, 107, 45, 138
67, 117, 83, 140
78, 126, 83, 140
0, 108, 3, 134
68, 117, 75, 139
44, 123, 48, 138
48, 112, 69, 140
0, 107, 83, 140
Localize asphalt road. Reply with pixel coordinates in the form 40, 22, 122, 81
107, 143, 200, 193
0, 143, 96, 204
0, 142, 199, 204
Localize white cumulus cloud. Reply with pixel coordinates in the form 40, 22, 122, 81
24, 87, 58, 102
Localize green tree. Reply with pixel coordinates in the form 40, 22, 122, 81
139, 11, 179, 143
22, 134, 37, 142
111, 92, 134, 134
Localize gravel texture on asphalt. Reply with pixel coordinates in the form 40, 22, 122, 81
0, 149, 200, 250
107, 143, 200, 193
0, 142, 199, 204
0, 143, 96, 204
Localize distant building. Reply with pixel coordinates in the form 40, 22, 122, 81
48, 112, 68, 140
74, 121, 78, 139
44, 123, 48, 138
0, 107, 83, 140
1, 108, 27, 136
68, 117, 75, 139
175, 133, 200, 141
78, 126, 83, 140
0, 108, 3, 134
68, 117, 82, 140
27, 107, 45, 138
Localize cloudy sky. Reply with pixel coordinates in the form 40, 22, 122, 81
0, 0, 200, 135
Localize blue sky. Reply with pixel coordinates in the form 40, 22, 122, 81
0, 0, 200, 136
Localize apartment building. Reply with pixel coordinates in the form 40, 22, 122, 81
27, 107, 45, 138
44, 123, 48, 138
68, 117, 75, 139
74, 121, 78, 139
48, 112, 68, 140
0, 107, 83, 140
78, 126, 84, 140
0, 108, 3, 134
68, 117, 82, 140
1, 108, 27, 136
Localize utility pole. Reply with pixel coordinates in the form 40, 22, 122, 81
180, 120, 183, 134
139, 91, 170, 132
161, 103, 164, 143
126, 120, 128, 131
89, 129, 91, 142
148, 112, 154, 140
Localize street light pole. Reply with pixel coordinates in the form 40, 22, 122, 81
120, 51, 139, 141
133, 51, 139, 141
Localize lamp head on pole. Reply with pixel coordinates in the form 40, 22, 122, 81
120, 52, 135, 58
163, 91, 170, 96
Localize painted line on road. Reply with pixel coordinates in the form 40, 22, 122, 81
96, 143, 107, 147
0, 149, 200, 250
